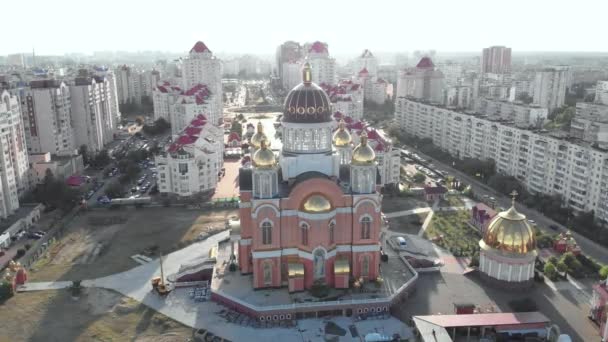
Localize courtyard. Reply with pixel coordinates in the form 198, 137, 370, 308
423, 210, 481, 257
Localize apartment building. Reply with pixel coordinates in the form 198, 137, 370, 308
474, 98, 548, 127
18, 80, 75, 156
303, 41, 336, 86
595, 81, 608, 106
395, 97, 608, 222
533, 66, 570, 111
481, 46, 512, 74
182, 41, 222, 121
155, 114, 223, 197
321, 81, 364, 120
70, 75, 116, 152
353, 49, 378, 77
396, 57, 444, 104
0, 91, 29, 218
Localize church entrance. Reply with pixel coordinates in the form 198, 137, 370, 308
313, 248, 326, 281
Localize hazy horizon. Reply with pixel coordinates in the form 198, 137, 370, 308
3, 0, 607, 56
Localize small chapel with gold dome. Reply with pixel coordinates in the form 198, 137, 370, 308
237, 63, 383, 292
478, 191, 538, 288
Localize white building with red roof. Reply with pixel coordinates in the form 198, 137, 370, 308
181, 41, 222, 122
321, 81, 364, 120
353, 49, 378, 78
396, 56, 444, 104
155, 114, 223, 197
302, 41, 336, 85
358, 68, 389, 105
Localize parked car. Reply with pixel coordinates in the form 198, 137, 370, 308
97, 195, 111, 204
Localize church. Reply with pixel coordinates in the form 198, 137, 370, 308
238, 63, 382, 291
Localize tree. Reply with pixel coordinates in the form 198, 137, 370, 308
412, 172, 426, 184
92, 150, 110, 167
599, 265, 608, 280
78, 145, 89, 165
556, 261, 568, 274
105, 181, 124, 198
544, 263, 558, 280
548, 256, 559, 265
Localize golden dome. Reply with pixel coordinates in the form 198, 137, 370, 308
252, 139, 276, 168
481, 199, 536, 254
332, 120, 352, 147
301, 194, 332, 213
250, 122, 269, 149
351, 131, 376, 165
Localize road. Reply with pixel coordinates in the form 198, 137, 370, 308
401, 145, 608, 265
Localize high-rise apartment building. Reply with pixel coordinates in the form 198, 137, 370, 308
481, 46, 512, 74
0, 91, 29, 218
303, 41, 336, 86
354, 49, 378, 77
396, 57, 444, 103
533, 66, 570, 111
115, 66, 161, 105
276, 41, 302, 81
182, 41, 222, 124
70, 75, 116, 152
19, 80, 75, 156
595, 81, 608, 106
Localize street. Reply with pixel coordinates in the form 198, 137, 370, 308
401, 145, 608, 265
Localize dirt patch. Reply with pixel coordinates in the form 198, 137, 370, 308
28, 207, 237, 282
0, 288, 192, 342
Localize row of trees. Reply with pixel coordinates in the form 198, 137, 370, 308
78, 146, 111, 168
23, 170, 82, 212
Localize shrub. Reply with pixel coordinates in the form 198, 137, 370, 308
310, 280, 330, 298
548, 256, 559, 265
0, 281, 14, 302
544, 263, 558, 281
15, 249, 26, 259
599, 266, 608, 280
556, 261, 568, 274
24, 244, 31, 250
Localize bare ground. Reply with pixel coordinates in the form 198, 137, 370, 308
387, 212, 429, 235
28, 207, 238, 282
381, 196, 429, 213
0, 288, 192, 342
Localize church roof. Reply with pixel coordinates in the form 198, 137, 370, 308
416, 57, 435, 68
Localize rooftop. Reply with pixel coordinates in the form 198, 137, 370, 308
0, 204, 42, 233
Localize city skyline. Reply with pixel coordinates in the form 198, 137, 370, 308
2, 0, 608, 56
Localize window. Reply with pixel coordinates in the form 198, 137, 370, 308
361, 217, 371, 239
261, 221, 272, 245
362, 255, 370, 277
263, 260, 272, 285
329, 221, 335, 244
301, 223, 309, 245
178, 163, 188, 174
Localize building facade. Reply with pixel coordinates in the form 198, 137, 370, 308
182, 41, 222, 121
396, 57, 444, 104
70, 76, 116, 152
155, 114, 223, 197
532, 66, 570, 111
474, 98, 548, 127
303, 41, 336, 86
481, 46, 512, 74
19, 80, 75, 156
354, 49, 378, 78
321, 81, 364, 121
0, 91, 29, 218
595, 80, 608, 106
395, 97, 608, 223
238, 64, 381, 291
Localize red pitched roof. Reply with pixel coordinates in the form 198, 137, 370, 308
359, 68, 369, 76
184, 127, 202, 136
190, 41, 211, 53
416, 57, 435, 68
472, 203, 497, 218
176, 135, 197, 145
228, 132, 241, 142
309, 41, 328, 53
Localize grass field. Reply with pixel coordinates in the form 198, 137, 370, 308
424, 210, 481, 256
0, 288, 191, 342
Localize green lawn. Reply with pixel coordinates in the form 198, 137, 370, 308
424, 210, 481, 256
439, 195, 465, 208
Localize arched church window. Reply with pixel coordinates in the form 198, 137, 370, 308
261, 221, 272, 245
301, 222, 309, 245
329, 221, 335, 244
360, 216, 371, 239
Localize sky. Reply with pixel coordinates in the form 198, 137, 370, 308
2, 0, 606, 56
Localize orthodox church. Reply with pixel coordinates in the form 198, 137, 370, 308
238, 63, 382, 291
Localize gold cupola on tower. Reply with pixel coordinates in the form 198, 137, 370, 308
252, 139, 276, 168
332, 120, 352, 148
250, 122, 269, 150
351, 131, 376, 165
